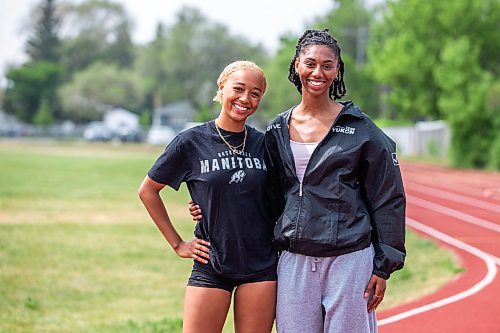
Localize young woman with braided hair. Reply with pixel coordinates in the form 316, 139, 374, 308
264, 29, 406, 332
139, 61, 277, 333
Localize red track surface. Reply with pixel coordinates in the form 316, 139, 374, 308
377, 162, 500, 333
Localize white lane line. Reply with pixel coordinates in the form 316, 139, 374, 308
378, 218, 497, 326
403, 174, 487, 196
409, 196, 500, 233
404, 168, 500, 189
407, 182, 500, 214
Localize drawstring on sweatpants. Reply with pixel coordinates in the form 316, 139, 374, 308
311, 257, 320, 272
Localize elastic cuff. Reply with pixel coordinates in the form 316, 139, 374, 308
373, 270, 390, 280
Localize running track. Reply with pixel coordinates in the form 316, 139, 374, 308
377, 162, 500, 332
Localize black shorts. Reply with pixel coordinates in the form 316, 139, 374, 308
187, 261, 277, 293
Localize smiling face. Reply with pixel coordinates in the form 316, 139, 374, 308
218, 69, 266, 127
295, 44, 339, 97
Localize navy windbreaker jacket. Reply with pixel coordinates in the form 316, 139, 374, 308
265, 101, 406, 279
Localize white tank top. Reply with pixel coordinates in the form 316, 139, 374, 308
290, 140, 319, 183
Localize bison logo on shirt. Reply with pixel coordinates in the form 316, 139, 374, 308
229, 170, 246, 184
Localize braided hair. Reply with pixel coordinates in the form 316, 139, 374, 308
288, 29, 346, 100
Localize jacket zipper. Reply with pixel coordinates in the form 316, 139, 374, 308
293, 183, 304, 247
287, 109, 344, 248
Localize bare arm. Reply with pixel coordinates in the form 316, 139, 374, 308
138, 176, 210, 263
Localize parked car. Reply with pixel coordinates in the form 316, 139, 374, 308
83, 122, 113, 141
146, 126, 176, 145
113, 125, 143, 142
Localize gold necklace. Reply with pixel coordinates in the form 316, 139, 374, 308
215, 121, 247, 155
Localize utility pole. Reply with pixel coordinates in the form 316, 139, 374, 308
356, 26, 367, 66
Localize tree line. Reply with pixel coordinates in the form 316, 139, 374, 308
1, 0, 499, 169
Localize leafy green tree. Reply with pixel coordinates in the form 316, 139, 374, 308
192, 22, 267, 107
259, 35, 300, 122
3, 61, 65, 123
104, 21, 134, 68
135, 23, 168, 112
59, 0, 134, 75
369, 0, 500, 120
341, 54, 381, 117
26, 0, 60, 62
34, 96, 55, 125
58, 62, 144, 121
487, 83, 500, 169
368, 0, 500, 168
164, 7, 267, 108
6, 0, 64, 124
136, 6, 267, 119
139, 110, 151, 128
435, 37, 494, 168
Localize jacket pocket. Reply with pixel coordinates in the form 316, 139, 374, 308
300, 214, 338, 246
336, 212, 371, 247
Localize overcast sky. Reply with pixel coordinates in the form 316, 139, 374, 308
0, 0, 344, 79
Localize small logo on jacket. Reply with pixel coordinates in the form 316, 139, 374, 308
229, 170, 246, 184
392, 153, 399, 166
332, 126, 355, 135
266, 123, 281, 131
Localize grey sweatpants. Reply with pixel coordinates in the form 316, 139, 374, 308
276, 246, 377, 333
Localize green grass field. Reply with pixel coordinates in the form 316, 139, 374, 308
0, 140, 461, 333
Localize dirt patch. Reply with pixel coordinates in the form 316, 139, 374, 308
0, 139, 163, 160
0, 205, 192, 225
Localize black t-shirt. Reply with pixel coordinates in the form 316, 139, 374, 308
148, 121, 277, 279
